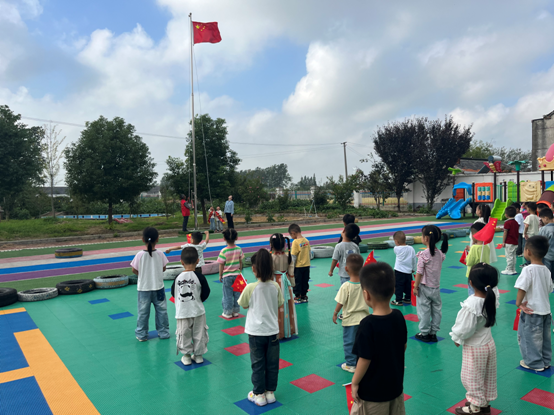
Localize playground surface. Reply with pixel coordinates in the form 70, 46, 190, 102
0, 217, 553, 415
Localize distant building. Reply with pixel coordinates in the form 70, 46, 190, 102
40, 186, 69, 197
532, 111, 554, 171
453, 158, 515, 174
140, 186, 161, 199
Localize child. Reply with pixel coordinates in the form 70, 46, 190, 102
238, 250, 284, 407
470, 204, 497, 264
539, 208, 554, 280
513, 203, 525, 257
217, 228, 244, 318
208, 207, 216, 232
173, 247, 211, 365
466, 223, 490, 295
166, 230, 210, 273
537, 203, 549, 228
350, 262, 407, 415
130, 227, 170, 341
333, 254, 369, 373
450, 264, 499, 415
215, 206, 224, 232
522, 202, 540, 267
337, 214, 362, 246
269, 233, 298, 339
329, 223, 361, 285
515, 235, 553, 371
289, 224, 311, 304
392, 231, 417, 306
413, 225, 449, 342
501, 206, 519, 275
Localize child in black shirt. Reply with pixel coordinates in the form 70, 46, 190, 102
351, 262, 407, 415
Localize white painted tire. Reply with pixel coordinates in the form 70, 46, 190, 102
163, 265, 184, 280
312, 246, 334, 258
201, 260, 219, 275
18, 288, 58, 302
93, 275, 129, 289
310, 250, 315, 260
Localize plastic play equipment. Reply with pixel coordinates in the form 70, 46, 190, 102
520, 181, 542, 202
491, 198, 514, 221
475, 183, 494, 202
507, 181, 517, 201
436, 182, 472, 220
538, 144, 554, 171
538, 184, 554, 208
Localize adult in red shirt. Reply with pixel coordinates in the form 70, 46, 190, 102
180, 194, 193, 232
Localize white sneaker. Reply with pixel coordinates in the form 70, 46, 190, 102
341, 363, 356, 373
222, 313, 233, 319
501, 270, 510, 275
181, 354, 192, 365
248, 391, 267, 406
232, 312, 239, 317
265, 391, 276, 404
520, 359, 544, 371
192, 354, 203, 364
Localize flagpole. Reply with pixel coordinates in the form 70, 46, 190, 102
189, 13, 199, 230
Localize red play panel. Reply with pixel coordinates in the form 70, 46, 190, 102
224, 343, 250, 356
290, 374, 334, 393
315, 283, 334, 288
454, 284, 468, 289
221, 326, 245, 336
404, 314, 419, 322
447, 399, 501, 415
279, 359, 293, 370
219, 314, 245, 321
521, 388, 554, 410
404, 393, 411, 401
498, 289, 510, 294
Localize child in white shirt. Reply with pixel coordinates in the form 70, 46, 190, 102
522, 202, 540, 267
166, 230, 210, 273
392, 231, 417, 306
173, 247, 211, 365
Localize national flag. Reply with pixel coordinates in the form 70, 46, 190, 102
187, 234, 192, 244
473, 218, 498, 245
169, 296, 175, 304
496, 244, 503, 250
513, 308, 521, 331
459, 250, 468, 265
411, 280, 417, 307
232, 273, 248, 293
344, 383, 355, 413
193, 22, 222, 44
364, 250, 377, 266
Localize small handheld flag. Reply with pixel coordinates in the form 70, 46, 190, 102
496, 244, 503, 250
232, 274, 247, 293
459, 249, 468, 265
513, 308, 521, 331
364, 250, 377, 266
187, 234, 192, 244
343, 383, 355, 413
411, 280, 417, 307
169, 296, 175, 304
473, 218, 498, 245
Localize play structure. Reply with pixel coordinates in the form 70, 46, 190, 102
491, 197, 514, 221
436, 182, 472, 220
538, 184, 554, 208
475, 182, 494, 202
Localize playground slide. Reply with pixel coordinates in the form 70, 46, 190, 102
491, 198, 513, 221
448, 197, 472, 220
436, 198, 456, 219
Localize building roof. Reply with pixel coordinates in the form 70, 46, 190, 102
454, 158, 515, 173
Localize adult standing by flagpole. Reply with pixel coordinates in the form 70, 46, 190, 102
224, 195, 235, 229
180, 194, 193, 232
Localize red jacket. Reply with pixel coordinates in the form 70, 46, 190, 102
181, 199, 191, 216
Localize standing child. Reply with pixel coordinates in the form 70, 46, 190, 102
466, 223, 490, 296
502, 206, 519, 275
289, 224, 311, 304
337, 214, 362, 246
513, 203, 525, 257
515, 235, 553, 371
450, 264, 499, 415
350, 262, 407, 415
413, 225, 449, 342
173, 247, 211, 365
130, 227, 170, 341
217, 229, 244, 318
522, 202, 540, 268
215, 206, 224, 232
329, 223, 361, 285
238, 250, 284, 407
208, 207, 216, 232
332, 254, 369, 373
269, 233, 298, 339
538, 208, 554, 280
166, 230, 210, 274
470, 204, 497, 264
392, 231, 417, 306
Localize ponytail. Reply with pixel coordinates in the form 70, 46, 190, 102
286, 237, 292, 265
143, 227, 159, 257
479, 204, 491, 224
469, 264, 498, 327
440, 232, 449, 254
421, 225, 447, 256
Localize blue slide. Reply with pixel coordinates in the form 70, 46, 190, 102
436, 198, 456, 219
448, 198, 472, 220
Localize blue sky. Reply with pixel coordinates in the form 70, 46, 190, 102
0, 0, 553, 183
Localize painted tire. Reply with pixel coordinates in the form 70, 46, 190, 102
17, 288, 58, 302
359, 244, 368, 254
310, 250, 315, 260
201, 260, 219, 275
0, 288, 17, 307
413, 236, 423, 244
312, 246, 334, 258
383, 240, 396, 248
163, 265, 184, 281
244, 257, 252, 267
54, 248, 83, 258
56, 279, 95, 295
452, 229, 467, 238
388, 236, 415, 242
367, 242, 390, 250
93, 275, 129, 289
127, 275, 138, 285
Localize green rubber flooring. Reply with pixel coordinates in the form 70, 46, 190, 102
1, 234, 553, 415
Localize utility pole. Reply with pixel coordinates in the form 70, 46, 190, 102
341, 142, 348, 178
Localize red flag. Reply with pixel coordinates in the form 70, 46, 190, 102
411, 280, 417, 307
232, 273, 248, 293
513, 308, 521, 331
187, 234, 192, 244
459, 250, 468, 265
193, 22, 222, 44
169, 296, 175, 304
473, 218, 498, 245
496, 244, 503, 250
344, 383, 355, 413
364, 250, 377, 266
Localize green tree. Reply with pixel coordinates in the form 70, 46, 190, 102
238, 164, 292, 188
184, 114, 241, 223
42, 123, 66, 217
355, 163, 393, 210
327, 175, 359, 210
159, 175, 174, 219
296, 174, 317, 190
463, 139, 532, 171
0, 105, 45, 220
64, 116, 157, 224
312, 185, 329, 207
237, 174, 268, 208
165, 157, 190, 198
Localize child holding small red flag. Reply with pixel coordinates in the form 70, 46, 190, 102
238, 250, 284, 407
217, 229, 244, 318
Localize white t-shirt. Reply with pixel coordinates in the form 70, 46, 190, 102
514, 264, 553, 315
332, 242, 360, 278
180, 242, 207, 267
524, 215, 540, 237
238, 280, 284, 336
394, 245, 417, 274
175, 271, 205, 319
130, 250, 168, 291
515, 213, 525, 234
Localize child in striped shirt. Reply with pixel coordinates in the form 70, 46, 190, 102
217, 228, 244, 318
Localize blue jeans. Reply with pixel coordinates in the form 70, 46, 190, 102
136, 289, 170, 340
343, 325, 358, 366
543, 258, 554, 281
210, 217, 215, 231
216, 220, 223, 231
340, 276, 350, 286
222, 275, 241, 315
248, 334, 280, 395
518, 313, 552, 369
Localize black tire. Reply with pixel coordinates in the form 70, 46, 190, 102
127, 275, 138, 285
367, 242, 390, 250
54, 247, 83, 258
56, 279, 95, 295
17, 288, 58, 302
359, 244, 368, 253
0, 288, 17, 307
93, 275, 129, 289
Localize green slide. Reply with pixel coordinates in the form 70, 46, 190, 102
491, 198, 513, 221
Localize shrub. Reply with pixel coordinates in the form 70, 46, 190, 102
390, 212, 399, 217
326, 212, 336, 219
277, 189, 290, 211
277, 214, 285, 222
244, 210, 253, 224
12, 209, 31, 220
267, 212, 275, 223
